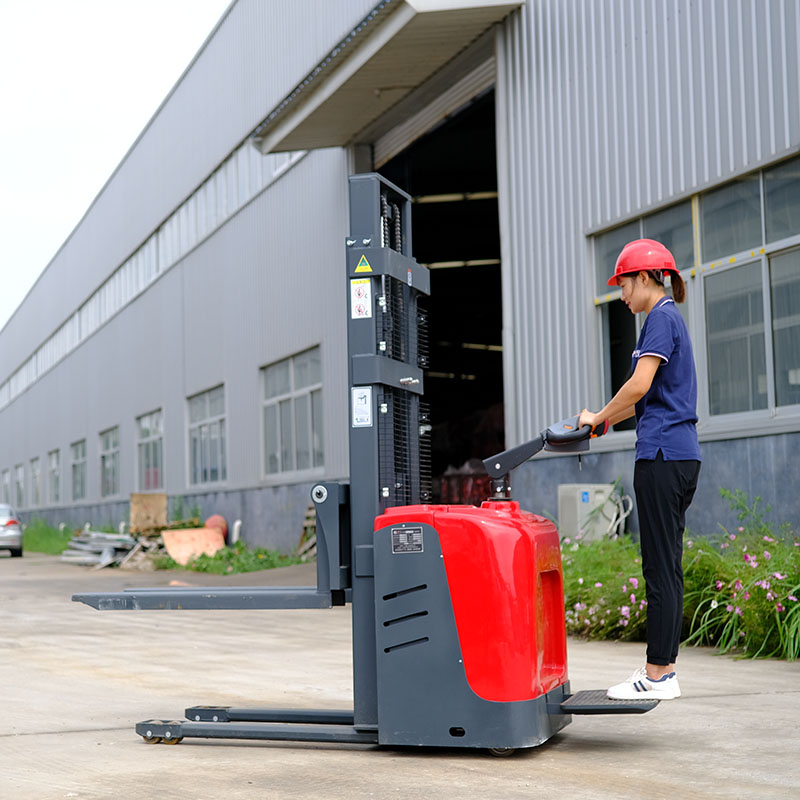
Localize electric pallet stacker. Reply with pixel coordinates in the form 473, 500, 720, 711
74, 173, 657, 755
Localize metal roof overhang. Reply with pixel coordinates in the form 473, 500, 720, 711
251, 0, 523, 154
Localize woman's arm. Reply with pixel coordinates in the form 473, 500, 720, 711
579, 355, 662, 429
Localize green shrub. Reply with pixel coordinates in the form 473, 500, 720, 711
23, 519, 75, 554
154, 541, 301, 574
561, 489, 800, 660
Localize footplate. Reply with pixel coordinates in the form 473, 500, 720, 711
560, 689, 659, 715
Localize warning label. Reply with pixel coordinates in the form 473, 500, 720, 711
350, 278, 372, 319
355, 254, 372, 273
391, 526, 424, 554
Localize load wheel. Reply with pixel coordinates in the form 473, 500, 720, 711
162, 737, 183, 745
142, 736, 162, 744
487, 747, 516, 758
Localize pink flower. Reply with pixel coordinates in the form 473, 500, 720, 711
630, 593, 636, 603
715, 580, 723, 590
734, 580, 743, 591
776, 603, 785, 613
578, 578, 584, 585
686, 541, 693, 549
766, 591, 775, 601
620, 606, 630, 619
729, 533, 737, 540
764, 550, 771, 560
629, 577, 639, 589
744, 553, 751, 563
749, 559, 759, 569
594, 582, 603, 588
763, 535, 775, 542
744, 592, 750, 600
738, 527, 744, 532
773, 572, 786, 580
735, 607, 742, 616
726, 604, 734, 612
789, 596, 798, 602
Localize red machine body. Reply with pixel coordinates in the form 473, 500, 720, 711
374, 501, 568, 703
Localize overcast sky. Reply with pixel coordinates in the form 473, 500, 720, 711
0, 0, 231, 332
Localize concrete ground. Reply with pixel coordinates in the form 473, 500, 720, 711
1, 553, 798, 800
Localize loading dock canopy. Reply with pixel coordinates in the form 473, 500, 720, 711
252, 0, 522, 154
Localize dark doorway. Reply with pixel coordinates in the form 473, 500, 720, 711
379, 90, 503, 503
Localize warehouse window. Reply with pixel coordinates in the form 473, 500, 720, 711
100, 427, 120, 497
262, 348, 324, 476
771, 249, 800, 407
1, 469, 9, 504
71, 441, 86, 501
594, 153, 800, 425
137, 410, 163, 490
29, 457, 41, 507
699, 153, 800, 416
188, 386, 226, 485
48, 450, 60, 505
14, 464, 24, 508
593, 200, 694, 431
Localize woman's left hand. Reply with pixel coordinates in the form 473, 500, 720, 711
578, 409, 600, 429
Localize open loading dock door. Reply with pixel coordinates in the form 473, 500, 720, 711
379, 91, 503, 503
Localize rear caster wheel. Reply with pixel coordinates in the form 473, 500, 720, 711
162, 737, 183, 745
488, 747, 516, 758
142, 736, 162, 744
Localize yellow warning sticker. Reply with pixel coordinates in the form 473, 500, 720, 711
354, 254, 372, 273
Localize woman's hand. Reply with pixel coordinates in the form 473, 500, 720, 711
578, 409, 600, 429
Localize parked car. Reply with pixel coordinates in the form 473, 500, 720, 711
0, 504, 23, 557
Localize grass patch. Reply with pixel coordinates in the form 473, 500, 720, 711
153, 541, 301, 574
23, 518, 75, 554
562, 489, 800, 660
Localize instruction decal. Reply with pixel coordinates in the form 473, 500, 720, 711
354, 254, 373, 273
350, 278, 372, 319
351, 386, 373, 428
391, 526, 424, 554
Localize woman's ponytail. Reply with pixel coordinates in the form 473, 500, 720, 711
671, 272, 686, 303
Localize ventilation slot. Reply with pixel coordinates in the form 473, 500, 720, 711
383, 610, 429, 627
384, 637, 429, 653
382, 583, 427, 601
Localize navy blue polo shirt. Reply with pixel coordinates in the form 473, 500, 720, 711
632, 297, 701, 462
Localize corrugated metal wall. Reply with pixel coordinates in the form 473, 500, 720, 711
496, 0, 800, 445
0, 0, 378, 383
0, 147, 349, 507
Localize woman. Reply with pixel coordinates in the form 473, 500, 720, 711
579, 238, 701, 700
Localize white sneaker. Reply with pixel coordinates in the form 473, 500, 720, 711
607, 666, 681, 700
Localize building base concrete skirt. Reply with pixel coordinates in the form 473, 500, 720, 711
20, 481, 319, 554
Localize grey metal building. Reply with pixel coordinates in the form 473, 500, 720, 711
1, 0, 798, 550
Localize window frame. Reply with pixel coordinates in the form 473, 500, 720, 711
71, 440, 87, 502
187, 386, 227, 487
14, 463, 24, 508
136, 409, 164, 491
29, 457, 41, 508
591, 155, 800, 445
99, 426, 120, 498
48, 449, 60, 505
261, 348, 325, 482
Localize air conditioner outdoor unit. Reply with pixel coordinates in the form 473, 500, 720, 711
557, 483, 629, 542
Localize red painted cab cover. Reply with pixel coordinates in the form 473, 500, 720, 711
375, 502, 567, 702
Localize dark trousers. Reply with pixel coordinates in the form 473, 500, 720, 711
634, 451, 701, 666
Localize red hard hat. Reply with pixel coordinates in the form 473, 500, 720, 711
608, 238, 679, 287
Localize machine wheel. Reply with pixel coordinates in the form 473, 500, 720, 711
142, 736, 162, 744
487, 747, 517, 758
162, 737, 183, 745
